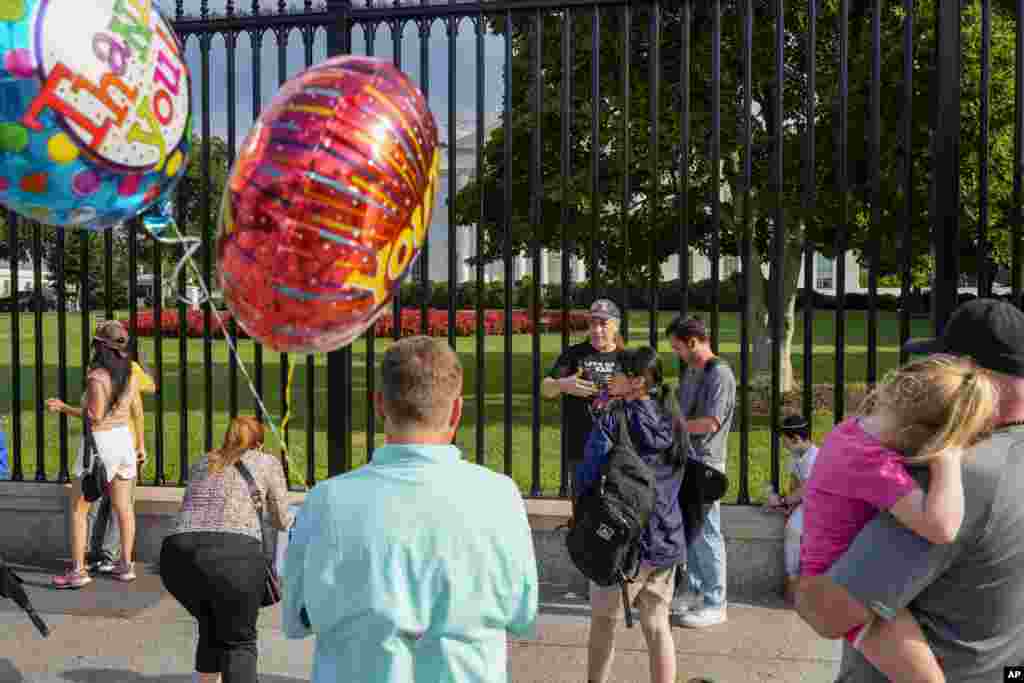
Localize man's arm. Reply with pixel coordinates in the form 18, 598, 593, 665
542, 350, 597, 400
677, 366, 734, 436
282, 489, 318, 639
682, 416, 720, 435
794, 509, 956, 639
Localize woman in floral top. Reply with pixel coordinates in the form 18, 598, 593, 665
160, 416, 292, 683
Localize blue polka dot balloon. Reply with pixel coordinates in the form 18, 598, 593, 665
0, 0, 192, 230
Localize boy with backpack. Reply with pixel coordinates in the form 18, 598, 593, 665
570, 347, 686, 683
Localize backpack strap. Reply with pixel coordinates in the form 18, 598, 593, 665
613, 405, 635, 454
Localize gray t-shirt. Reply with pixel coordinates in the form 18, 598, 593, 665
828, 426, 1024, 682
677, 359, 736, 472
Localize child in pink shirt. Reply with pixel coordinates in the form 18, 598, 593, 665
801, 354, 997, 683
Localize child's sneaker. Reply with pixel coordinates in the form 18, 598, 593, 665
52, 567, 91, 590
111, 560, 136, 582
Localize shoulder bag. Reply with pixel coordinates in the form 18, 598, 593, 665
81, 416, 110, 503
234, 459, 283, 607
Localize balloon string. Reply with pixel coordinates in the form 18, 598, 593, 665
151, 221, 304, 489
280, 361, 297, 435
149, 231, 208, 307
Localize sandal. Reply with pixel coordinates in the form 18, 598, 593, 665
53, 567, 92, 590
111, 560, 136, 582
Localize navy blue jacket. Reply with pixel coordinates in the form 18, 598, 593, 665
574, 398, 687, 568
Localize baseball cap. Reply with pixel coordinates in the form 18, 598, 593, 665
93, 320, 129, 356
590, 298, 621, 321
902, 298, 1024, 377
671, 316, 709, 341
776, 414, 810, 435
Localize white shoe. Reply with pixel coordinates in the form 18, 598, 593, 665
677, 605, 727, 628
670, 591, 703, 615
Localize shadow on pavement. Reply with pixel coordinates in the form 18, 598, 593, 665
56, 671, 306, 683
0, 561, 167, 620
0, 659, 26, 682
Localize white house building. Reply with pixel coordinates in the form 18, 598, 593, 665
0, 260, 50, 297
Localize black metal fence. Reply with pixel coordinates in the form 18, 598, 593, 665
1, 0, 1017, 504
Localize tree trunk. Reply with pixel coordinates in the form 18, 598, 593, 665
748, 223, 805, 394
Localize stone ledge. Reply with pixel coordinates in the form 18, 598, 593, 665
0, 484, 788, 600
0, 481, 66, 513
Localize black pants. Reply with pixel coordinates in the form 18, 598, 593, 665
160, 532, 265, 683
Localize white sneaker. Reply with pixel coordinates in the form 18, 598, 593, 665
670, 591, 703, 615
677, 605, 727, 629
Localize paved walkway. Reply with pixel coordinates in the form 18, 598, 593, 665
0, 562, 841, 682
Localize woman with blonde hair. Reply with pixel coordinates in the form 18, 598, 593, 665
47, 320, 144, 588
801, 354, 998, 683
160, 416, 292, 683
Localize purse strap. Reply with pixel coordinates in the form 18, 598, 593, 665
82, 416, 100, 470
234, 460, 269, 554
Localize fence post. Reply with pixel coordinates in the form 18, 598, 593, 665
326, 0, 354, 478
933, 0, 961, 334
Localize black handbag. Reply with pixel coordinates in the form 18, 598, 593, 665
234, 460, 282, 607
81, 417, 109, 503
676, 359, 731, 543
685, 457, 729, 503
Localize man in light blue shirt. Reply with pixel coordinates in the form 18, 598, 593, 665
283, 336, 538, 682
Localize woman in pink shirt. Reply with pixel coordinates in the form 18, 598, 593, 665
801, 354, 997, 683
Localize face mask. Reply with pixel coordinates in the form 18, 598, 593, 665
787, 442, 809, 456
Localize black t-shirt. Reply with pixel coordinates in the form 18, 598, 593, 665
548, 341, 623, 465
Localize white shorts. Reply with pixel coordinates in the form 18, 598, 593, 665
73, 425, 137, 482
784, 504, 804, 577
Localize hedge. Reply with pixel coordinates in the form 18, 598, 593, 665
124, 308, 592, 340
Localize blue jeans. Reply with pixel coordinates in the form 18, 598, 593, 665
678, 502, 726, 609
86, 497, 120, 563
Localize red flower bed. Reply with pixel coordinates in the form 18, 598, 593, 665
123, 309, 248, 339
540, 310, 591, 333
373, 308, 590, 337
125, 308, 591, 340
374, 308, 532, 337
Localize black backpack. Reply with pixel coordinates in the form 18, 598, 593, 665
566, 406, 657, 627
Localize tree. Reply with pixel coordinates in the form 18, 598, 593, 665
453, 0, 1018, 392
135, 134, 232, 296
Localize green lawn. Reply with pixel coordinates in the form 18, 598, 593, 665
0, 310, 933, 502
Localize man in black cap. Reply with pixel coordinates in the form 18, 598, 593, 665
795, 298, 1024, 681
542, 298, 625, 599
542, 298, 626, 490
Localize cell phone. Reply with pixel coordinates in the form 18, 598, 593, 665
300, 606, 311, 629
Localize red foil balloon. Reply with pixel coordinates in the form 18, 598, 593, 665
217, 56, 439, 353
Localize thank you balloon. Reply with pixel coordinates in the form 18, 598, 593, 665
0, 0, 192, 229
217, 55, 440, 354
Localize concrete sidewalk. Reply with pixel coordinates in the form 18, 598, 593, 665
0, 562, 841, 683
